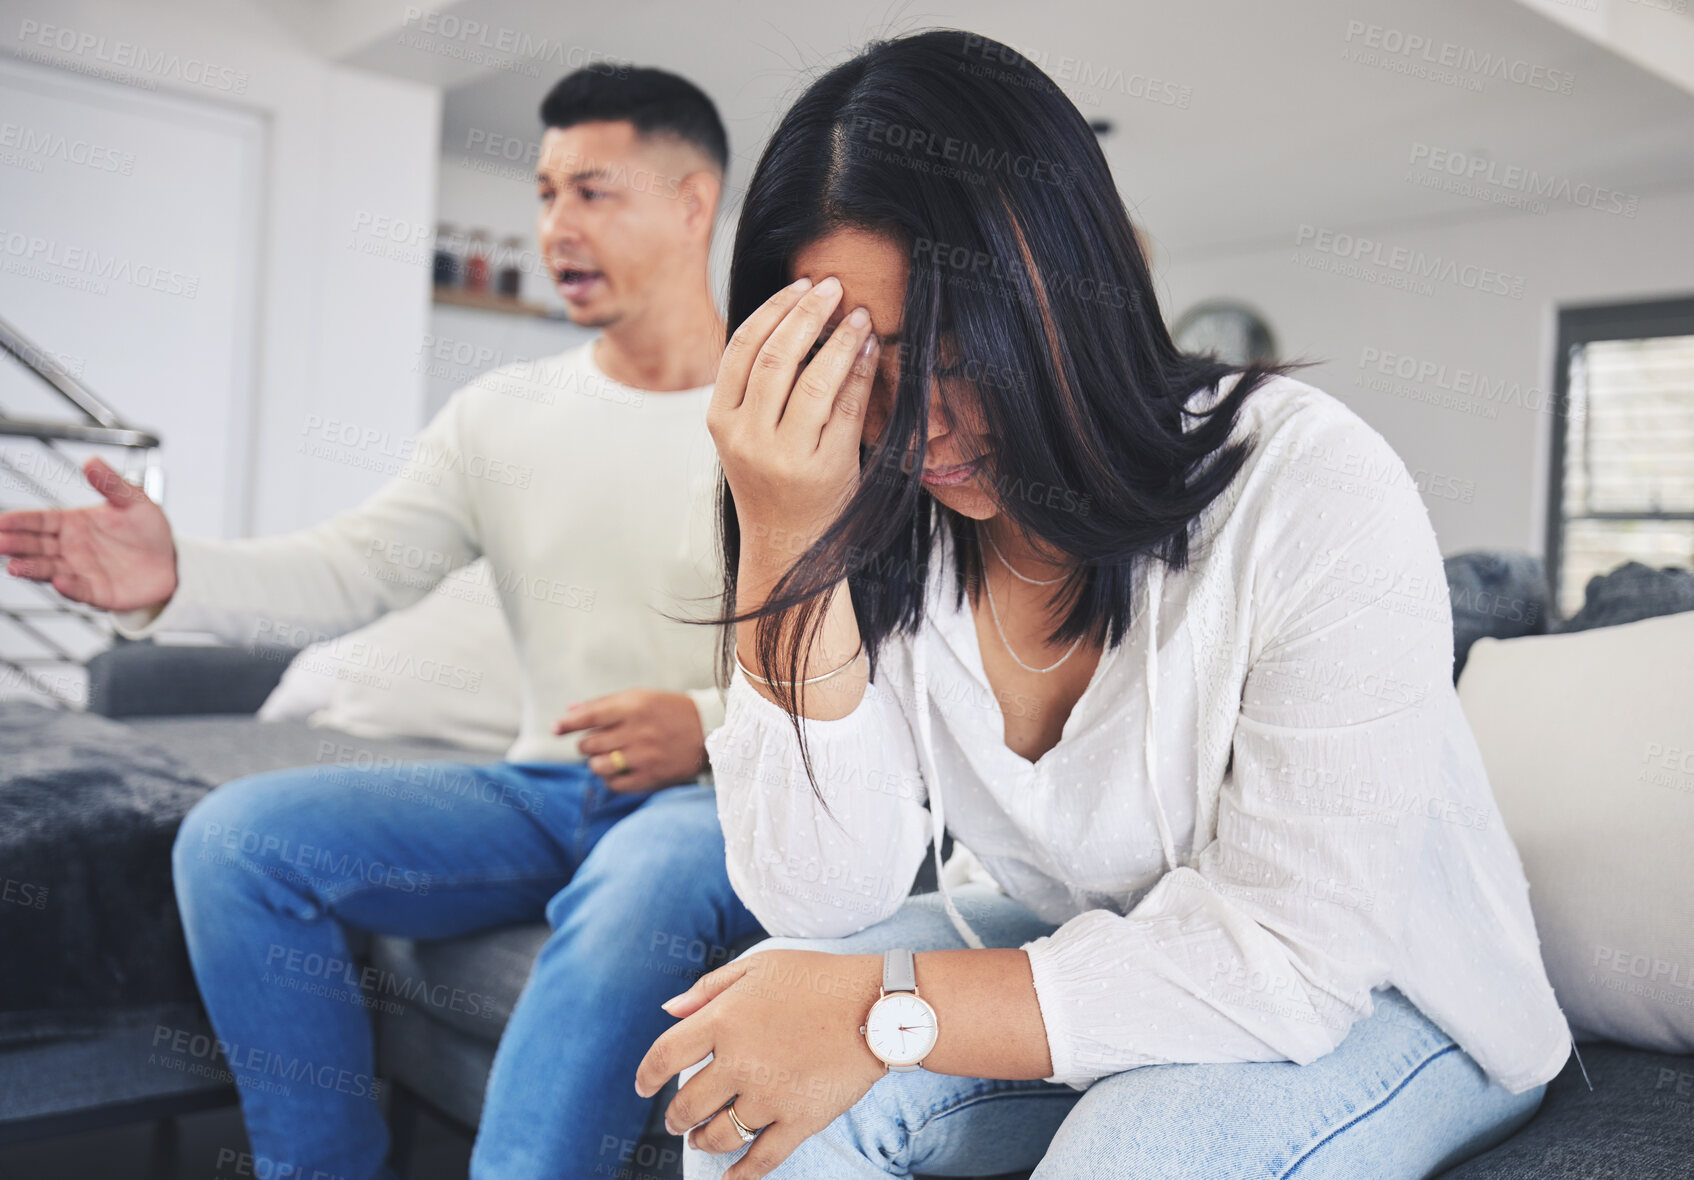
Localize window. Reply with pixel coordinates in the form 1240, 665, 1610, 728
1548, 297, 1694, 619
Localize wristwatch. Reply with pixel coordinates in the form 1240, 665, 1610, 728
860, 947, 939, 1072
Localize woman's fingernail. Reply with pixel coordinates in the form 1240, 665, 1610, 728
661, 993, 686, 1010
789, 276, 813, 291
847, 306, 869, 328
852, 335, 880, 373
816, 275, 841, 297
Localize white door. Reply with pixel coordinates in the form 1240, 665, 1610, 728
0, 52, 266, 702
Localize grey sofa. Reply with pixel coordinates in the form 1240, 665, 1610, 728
0, 641, 953, 1179
2, 551, 1692, 1179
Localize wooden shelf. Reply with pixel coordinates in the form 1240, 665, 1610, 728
431, 286, 564, 319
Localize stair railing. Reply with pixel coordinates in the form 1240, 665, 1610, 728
0, 313, 162, 707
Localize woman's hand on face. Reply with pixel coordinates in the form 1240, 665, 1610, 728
634, 949, 888, 1179
707, 276, 881, 548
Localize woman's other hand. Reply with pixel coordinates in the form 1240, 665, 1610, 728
634, 948, 887, 1179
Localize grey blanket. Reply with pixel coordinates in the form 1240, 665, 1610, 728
0, 704, 212, 1043
1557, 560, 1694, 633
1443, 551, 1552, 679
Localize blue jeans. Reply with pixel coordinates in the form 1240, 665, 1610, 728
680, 885, 1547, 1179
171, 759, 765, 1180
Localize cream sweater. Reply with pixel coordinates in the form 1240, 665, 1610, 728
115, 340, 726, 765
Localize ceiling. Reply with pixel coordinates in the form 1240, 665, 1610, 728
328, 0, 1694, 261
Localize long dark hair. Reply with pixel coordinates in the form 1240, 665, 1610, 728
686, 29, 1309, 814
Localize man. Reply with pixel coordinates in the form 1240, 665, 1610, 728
0, 66, 762, 1180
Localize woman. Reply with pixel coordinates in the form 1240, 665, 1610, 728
634, 28, 1572, 1180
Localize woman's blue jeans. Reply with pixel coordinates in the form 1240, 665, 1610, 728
171, 759, 765, 1180
680, 884, 1548, 1179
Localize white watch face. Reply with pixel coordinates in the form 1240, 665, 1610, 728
865, 993, 938, 1066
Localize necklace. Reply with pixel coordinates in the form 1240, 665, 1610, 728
981, 522, 1068, 585
976, 521, 1083, 674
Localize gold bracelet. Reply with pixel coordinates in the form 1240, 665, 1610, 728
735, 642, 864, 686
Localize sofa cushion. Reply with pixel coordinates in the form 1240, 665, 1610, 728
0, 1002, 232, 1130
84, 639, 295, 718
126, 715, 498, 792
368, 925, 551, 1042
372, 990, 689, 1177
1458, 610, 1694, 1053
1438, 1044, 1694, 1178
368, 920, 772, 1180
374, 993, 508, 1132
367, 920, 773, 1045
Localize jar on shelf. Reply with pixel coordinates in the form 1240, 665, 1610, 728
464, 229, 492, 293
496, 235, 524, 299
432, 223, 460, 287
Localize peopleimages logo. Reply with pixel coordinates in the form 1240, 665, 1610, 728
0, 122, 136, 174
296, 413, 536, 489
0, 229, 201, 298
1354, 346, 1563, 419
957, 33, 1194, 109
190, 821, 435, 894
1294, 224, 1526, 299
150, 1025, 384, 1101
16, 20, 250, 94
1340, 20, 1575, 95
1407, 143, 1638, 218
396, 8, 629, 79
848, 116, 1076, 190
1592, 946, 1694, 991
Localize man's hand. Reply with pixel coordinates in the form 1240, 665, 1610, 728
0, 456, 178, 611
554, 689, 708, 793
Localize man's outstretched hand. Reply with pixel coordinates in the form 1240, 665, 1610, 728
554, 689, 709, 793
0, 455, 178, 611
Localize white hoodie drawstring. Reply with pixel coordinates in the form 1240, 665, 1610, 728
912, 626, 988, 948
911, 546, 1178, 948
1143, 554, 1179, 875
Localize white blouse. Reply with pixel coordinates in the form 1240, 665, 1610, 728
704, 373, 1573, 1095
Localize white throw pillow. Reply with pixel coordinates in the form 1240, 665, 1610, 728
257, 559, 522, 753
1457, 609, 1694, 1052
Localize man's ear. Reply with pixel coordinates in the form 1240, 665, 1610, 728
677, 169, 722, 238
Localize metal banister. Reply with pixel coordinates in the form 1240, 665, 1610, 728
0, 417, 161, 449
0, 312, 164, 708
0, 312, 130, 429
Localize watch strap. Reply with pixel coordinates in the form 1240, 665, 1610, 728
882, 947, 916, 994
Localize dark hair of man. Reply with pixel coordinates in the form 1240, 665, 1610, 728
539, 65, 729, 175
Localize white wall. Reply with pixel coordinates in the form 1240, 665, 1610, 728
0, 0, 442, 537
0, 52, 264, 541
1157, 183, 1694, 557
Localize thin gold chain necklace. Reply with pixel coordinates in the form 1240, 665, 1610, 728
977, 522, 1083, 675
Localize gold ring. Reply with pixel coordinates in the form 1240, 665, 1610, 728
608, 749, 629, 774
725, 1101, 759, 1144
